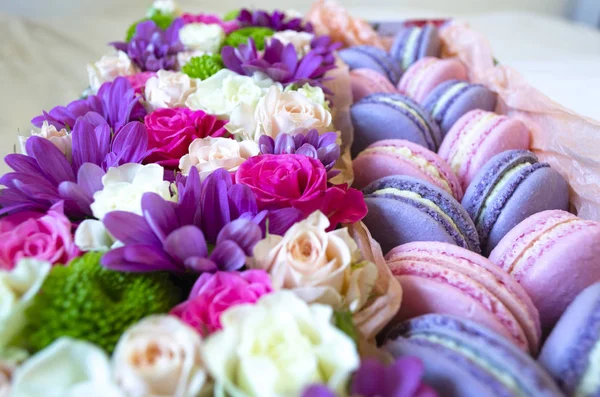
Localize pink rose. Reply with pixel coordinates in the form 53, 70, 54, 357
0, 203, 80, 270
170, 270, 272, 336
181, 13, 240, 34
144, 108, 228, 168
125, 71, 156, 95
235, 154, 367, 228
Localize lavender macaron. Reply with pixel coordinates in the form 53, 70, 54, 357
462, 150, 569, 255
391, 24, 442, 71
362, 175, 480, 254
539, 282, 600, 397
423, 80, 497, 136
382, 314, 564, 397
350, 93, 441, 157
339, 45, 403, 84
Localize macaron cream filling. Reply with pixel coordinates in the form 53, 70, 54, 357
361, 146, 453, 194
402, 28, 422, 69
376, 97, 434, 147
432, 82, 469, 118
449, 112, 498, 172
477, 163, 531, 223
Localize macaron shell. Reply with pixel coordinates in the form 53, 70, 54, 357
350, 68, 398, 102
352, 139, 463, 199
339, 46, 402, 84
486, 166, 570, 254
399, 57, 468, 103
419, 24, 442, 59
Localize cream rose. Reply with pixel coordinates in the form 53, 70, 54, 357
271, 30, 315, 57
10, 338, 124, 397
0, 259, 51, 348
179, 23, 225, 53
74, 219, 118, 252
150, 0, 181, 16
185, 69, 277, 118
87, 51, 139, 93
112, 315, 210, 397
250, 211, 377, 312
228, 85, 333, 141
203, 291, 359, 397
19, 121, 72, 160
145, 70, 196, 110
179, 137, 259, 179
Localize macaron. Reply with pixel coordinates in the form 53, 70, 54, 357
382, 314, 564, 397
361, 175, 480, 254
398, 57, 468, 103
350, 93, 441, 157
390, 24, 442, 71
338, 45, 403, 84
385, 242, 541, 353
438, 109, 531, 190
489, 210, 600, 333
539, 282, 600, 396
423, 80, 497, 136
462, 150, 570, 255
352, 139, 463, 199
349, 68, 398, 102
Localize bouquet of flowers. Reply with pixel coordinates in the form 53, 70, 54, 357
0, 1, 409, 396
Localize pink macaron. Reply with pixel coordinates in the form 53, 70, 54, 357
438, 109, 530, 191
489, 210, 600, 334
385, 241, 541, 353
352, 139, 463, 199
398, 57, 468, 103
349, 68, 398, 102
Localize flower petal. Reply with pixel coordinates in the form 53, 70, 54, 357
26, 137, 75, 184
141, 192, 179, 242
103, 211, 161, 246
209, 240, 246, 271
163, 225, 208, 264
216, 219, 262, 256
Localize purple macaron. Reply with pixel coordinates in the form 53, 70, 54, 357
391, 24, 442, 71
362, 175, 480, 254
539, 282, 600, 396
423, 80, 497, 136
462, 149, 570, 255
350, 93, 441, 157
382, 314, 564, 397
338, 45, 403, 84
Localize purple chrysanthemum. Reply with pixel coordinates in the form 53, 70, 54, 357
221, 38, 337, 88
302, 357, 438, 397
236, 8, 313, 32
101, 167, 303, 273
32, 77, 147, 132
258, 129, 340, 178
111, 18, 184, 72
0, 114, 150, 219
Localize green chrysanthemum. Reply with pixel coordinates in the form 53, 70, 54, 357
223, 9, 241, 21
126, 11, 176, 41
22, 253, 182, 354
224, 26, 275, 51
182, 54, 225, 80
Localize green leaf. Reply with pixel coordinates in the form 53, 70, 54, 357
223, 9, 241, 21
223, 27, 275, 51
333, 310, 359, 345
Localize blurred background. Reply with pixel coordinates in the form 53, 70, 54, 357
0, 0, 599, 173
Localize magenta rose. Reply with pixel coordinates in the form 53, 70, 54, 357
181, 13, 240, 34
170, 270, 272, 336
125, 71, 156, 95
235, 154, 367, 227
0, 203, 80, 270
143, 107, 228, 168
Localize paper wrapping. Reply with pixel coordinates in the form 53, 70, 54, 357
440, 22, 600, 221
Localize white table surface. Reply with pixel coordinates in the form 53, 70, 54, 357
1, 8, 599, 175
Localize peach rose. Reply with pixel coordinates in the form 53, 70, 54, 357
144, 70, 196, 111
87, 51, 139, 92
19, 121, 72, 161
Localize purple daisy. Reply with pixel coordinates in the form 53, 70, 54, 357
221, 37, 337, 88
237, 8, 313, 32
31, 77, 146, 132
111, 18, 184, 72
258, 129, 340, 178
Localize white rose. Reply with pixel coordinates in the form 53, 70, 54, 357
177, 50, 206, 69
185, 69, 277, 118
179, 23, 225, 53
74, 219, 118, 252
150, 0, 181, 16
0, 259, 51, 348
19, 121, 72, 160
228, 85, 333, 141
87, 51, 138, 93
90, 163, 174, 221
179, 137, 259, 179
204, 291, 359, 397
250, 211, 377, 312
145, 70, 197, 110
10, 338, 125, 397
113, 315, 210, 397
296, 84, 329, 109
271, 30, 315, 57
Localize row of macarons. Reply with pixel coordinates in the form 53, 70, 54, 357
381, 279, 600, 397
